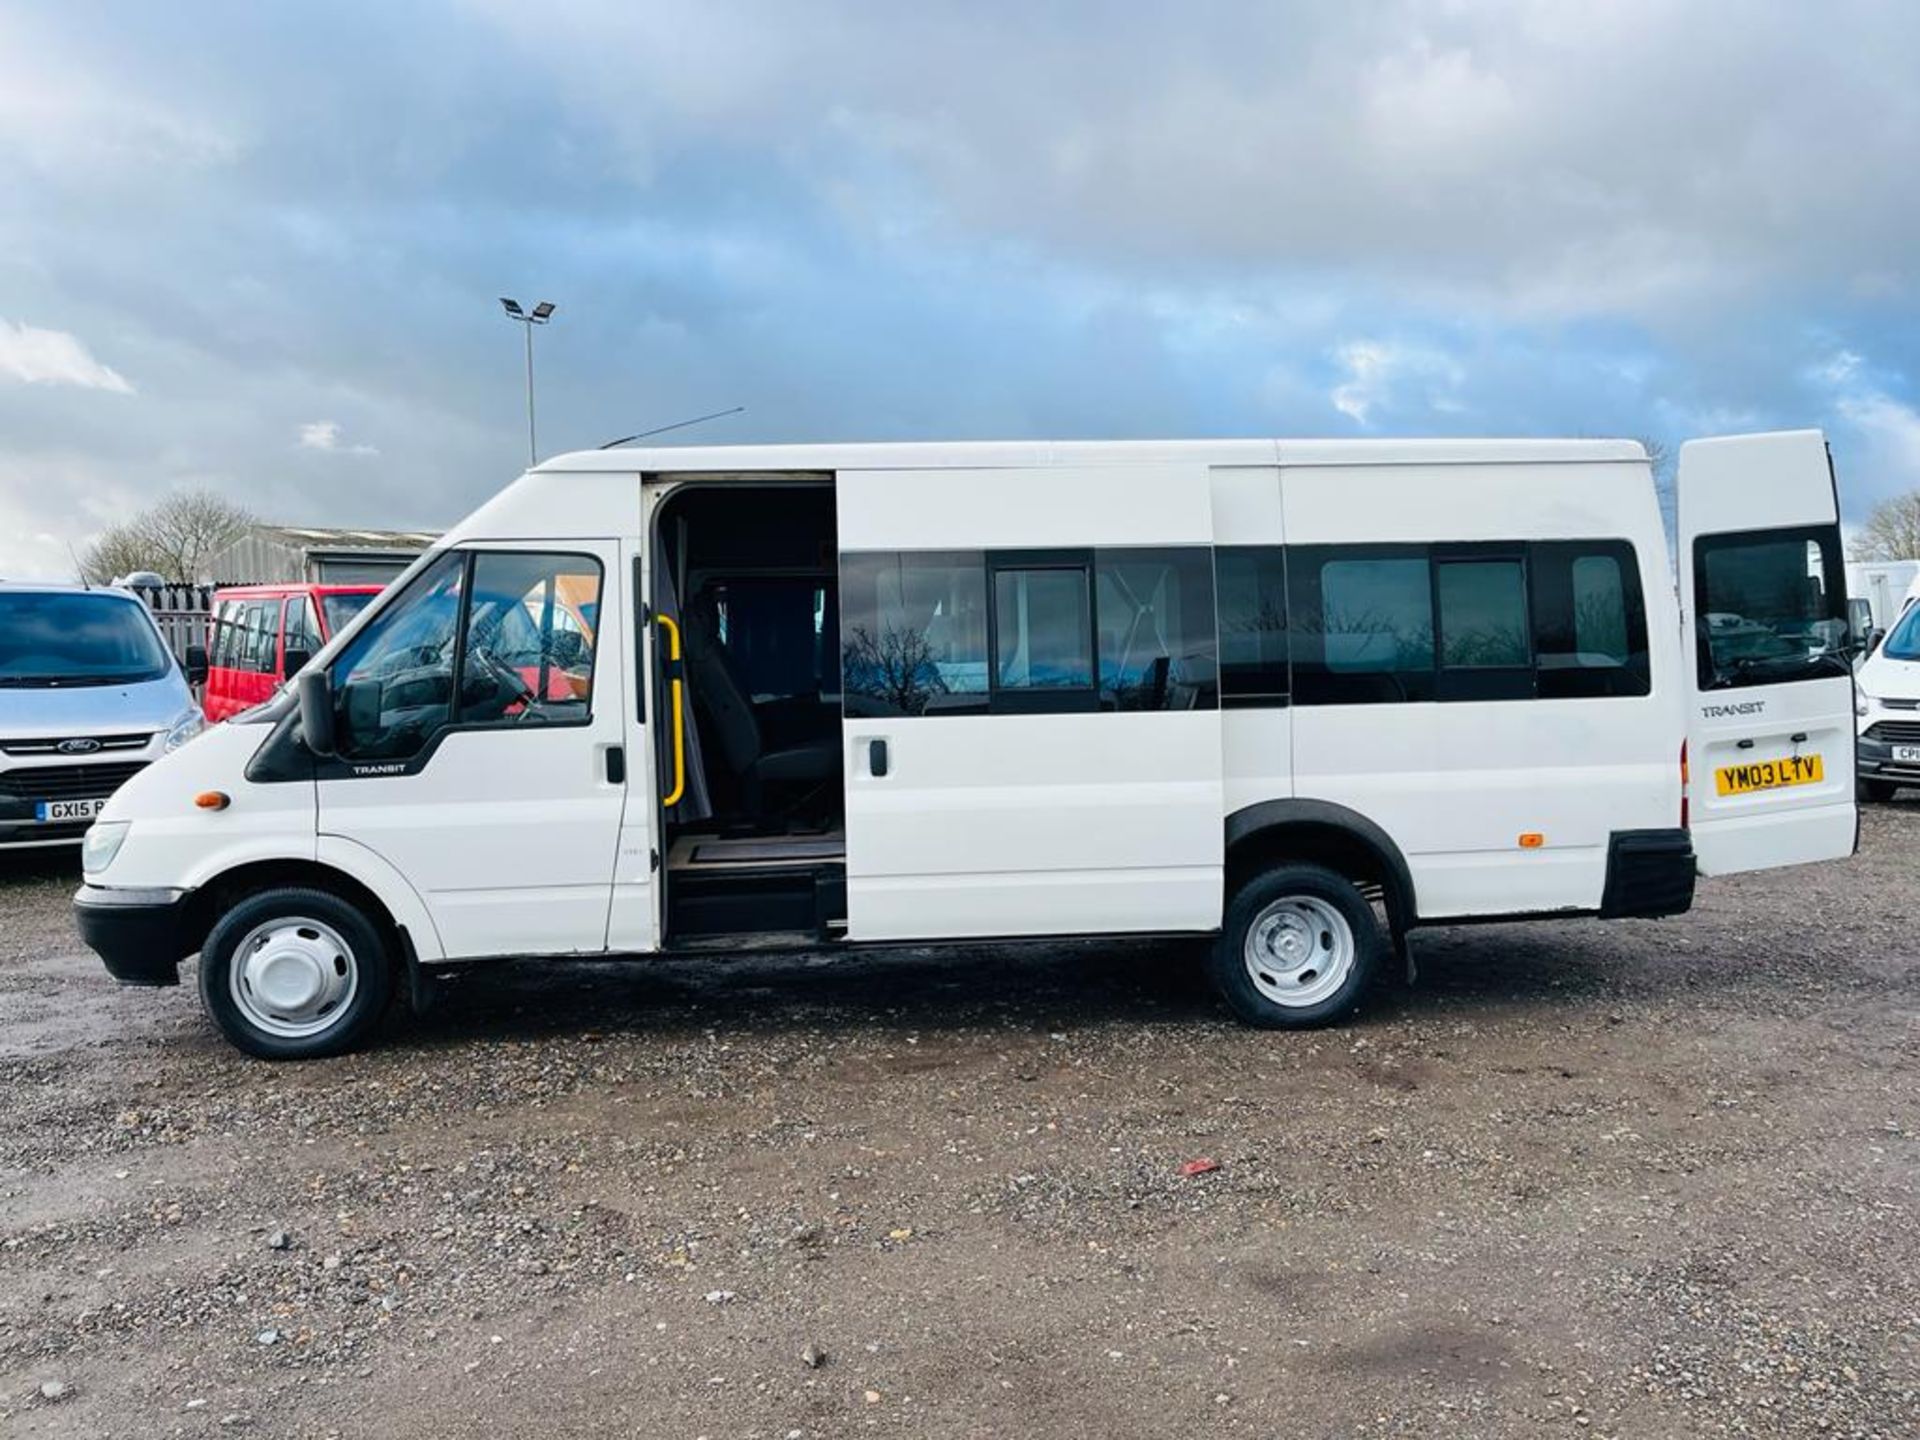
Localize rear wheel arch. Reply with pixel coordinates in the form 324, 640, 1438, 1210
1224, 799, 1418, 935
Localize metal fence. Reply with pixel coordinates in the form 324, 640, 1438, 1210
129, 583, 213, 665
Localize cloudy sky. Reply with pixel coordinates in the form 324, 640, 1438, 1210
3, 0, 1919, 577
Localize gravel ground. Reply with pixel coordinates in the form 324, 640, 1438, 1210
1, 804, 1916, 1438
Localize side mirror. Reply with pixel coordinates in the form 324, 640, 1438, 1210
296, 669, 336, 758
1867, 628, 1886, 655
283, 645, 313, 679
184, 644, 209, 685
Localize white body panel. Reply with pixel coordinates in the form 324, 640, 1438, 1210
838, 459, 1227, 942
1282, 459, 1679, 916
1212, 466, 1295, 817
1677, 432, 1856, 876
845, 711, 1222, 937
314, 539, 630, 958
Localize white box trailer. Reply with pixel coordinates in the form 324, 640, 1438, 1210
1845, 559, 1919, 642
74, 432, 1859, 1058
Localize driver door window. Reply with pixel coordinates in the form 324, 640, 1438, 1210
456, 553, 602, 726
329, 551, 603, 762
330, 553, 466, 761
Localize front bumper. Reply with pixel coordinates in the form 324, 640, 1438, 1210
1856, 730, 1920, 787
72, 884, 195, 987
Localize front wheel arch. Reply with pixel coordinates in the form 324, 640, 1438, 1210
182, 858, 407, 963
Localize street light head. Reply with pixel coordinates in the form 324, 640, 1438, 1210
499, 297, 525, 318
531, 301, 556, 321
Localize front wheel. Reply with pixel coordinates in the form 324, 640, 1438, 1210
198, 887, 393, 1059
1211, 864, 1383, 1028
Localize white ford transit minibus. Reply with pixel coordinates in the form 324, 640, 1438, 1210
74, 432, 1859, 1058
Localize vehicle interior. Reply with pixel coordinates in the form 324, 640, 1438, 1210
651, 479, 848, 943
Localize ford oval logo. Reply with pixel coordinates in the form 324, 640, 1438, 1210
56, 737, 102, 755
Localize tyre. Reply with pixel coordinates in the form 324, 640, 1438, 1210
1858, 778, 1899, 803
1211, 864, 1383, 1028
198, 886, 393, 1059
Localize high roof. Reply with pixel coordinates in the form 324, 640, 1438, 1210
530, 436, 1647, 475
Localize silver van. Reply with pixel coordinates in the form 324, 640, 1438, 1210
0, 583, 207, 850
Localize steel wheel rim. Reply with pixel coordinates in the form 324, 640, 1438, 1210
1243, 895, 1356, 1009
228, 916, 359, 1039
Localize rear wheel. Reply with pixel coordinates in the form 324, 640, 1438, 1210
1858, 778, 1899, 802
1211, 864, 1382, 1028
198, 887, 393, 1059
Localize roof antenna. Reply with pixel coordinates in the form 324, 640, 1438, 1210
67, 541, 90, 589
599, 405, 745, 449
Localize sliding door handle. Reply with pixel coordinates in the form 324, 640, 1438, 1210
604, 745, 626, 784
869, 738, 889, 778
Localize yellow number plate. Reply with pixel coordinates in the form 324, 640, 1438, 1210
1714, 753, 1823, 796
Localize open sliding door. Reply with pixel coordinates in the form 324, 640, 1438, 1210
838, 463, 1225, 942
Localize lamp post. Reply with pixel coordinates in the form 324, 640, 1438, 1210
498, 297, 556, 465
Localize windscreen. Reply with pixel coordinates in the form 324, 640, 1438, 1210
0, 592, 172, 686
321, 591, 376, 636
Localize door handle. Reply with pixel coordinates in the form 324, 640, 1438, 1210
605, 745, 626, 784
869, 738, 889, 778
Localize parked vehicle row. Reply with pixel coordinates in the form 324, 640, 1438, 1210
0, 583, 206, 850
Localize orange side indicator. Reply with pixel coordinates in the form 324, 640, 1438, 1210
194, 791, 231, 811
1518, 832, 1544, 849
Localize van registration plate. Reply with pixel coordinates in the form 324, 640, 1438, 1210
1714, 754, 1823, 796
1894, 744, 1920, 764
36, 799, 107, 822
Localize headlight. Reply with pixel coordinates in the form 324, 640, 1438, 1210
82, 820, 130, 876
1856, 691, 1874, 718
162, 709, 206, 753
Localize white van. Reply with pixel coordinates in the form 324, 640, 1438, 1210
74, 431, 1859, 1058
1855, 572, 1920, 799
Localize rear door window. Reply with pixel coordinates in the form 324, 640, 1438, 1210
1694, 526, 1849, 689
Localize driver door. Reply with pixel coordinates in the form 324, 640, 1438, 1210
316, 542, 628, 957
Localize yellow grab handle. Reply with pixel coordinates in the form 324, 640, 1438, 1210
654, 613, 686, 807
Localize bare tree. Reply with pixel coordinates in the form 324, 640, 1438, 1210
77, 522, 161, 584
1850, 490, 1920, 561
78, 488, 256, 583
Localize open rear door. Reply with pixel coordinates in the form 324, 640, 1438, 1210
1678, 430, 1856, 875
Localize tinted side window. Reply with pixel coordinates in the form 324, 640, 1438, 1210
1436, 554, 1533, 700
1695, 525, 1849, 690
456, 552, 602, 727
284, 597, 322, 664
1216, 546, 1288, 705
840, 551, 989, 717
242, 601, 278, 674
1531, 541, 1650, 698
1095, 548, 1218, 711
330, 553, 466, 761
993, 564, 1094, 698
209, 601, 241, 668
1290, 547, 1435, 704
